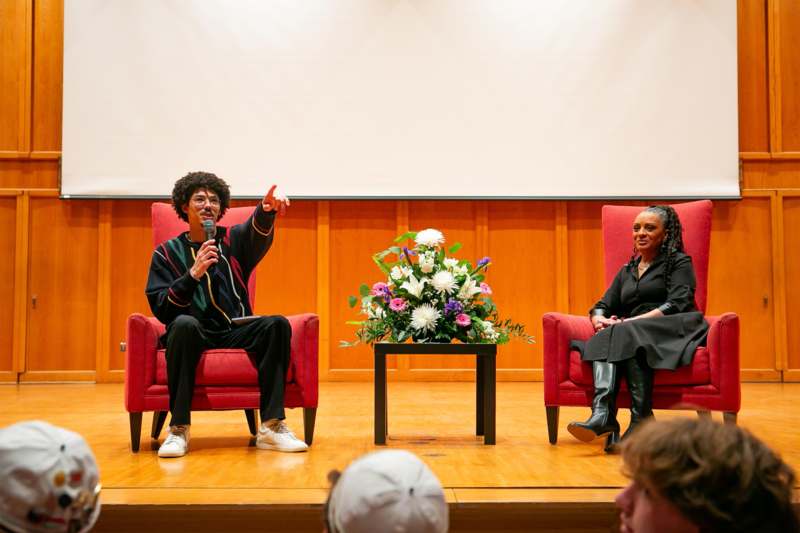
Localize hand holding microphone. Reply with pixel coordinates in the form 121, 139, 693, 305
190, 220, 218, 280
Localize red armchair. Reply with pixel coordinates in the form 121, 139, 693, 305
125, 203, 319, 452
542, 200, 740, 444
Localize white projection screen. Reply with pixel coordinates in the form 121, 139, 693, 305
62, 1, 739, 199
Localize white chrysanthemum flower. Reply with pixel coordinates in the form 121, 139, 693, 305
431, 271, 457, 294
390, 265, 412, 280
410, 304, 441, 332
458, 275, 483, 300
419, 253, 435, 273
400, 275, 427, 298
443, 258, 459, 269
415, 229, 445, 248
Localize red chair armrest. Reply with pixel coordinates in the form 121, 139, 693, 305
705, 313, 741, 411
542, 312, 594, 404
125, 313, 165, 412
287, 313, 320, 407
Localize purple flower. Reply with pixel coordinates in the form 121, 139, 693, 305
455, 313, 472, 327
403, 247, 417, 256
480, 282, 492, 295
477, 257, 491, 268
371, 282, 390, 296
444, 299, 463, 316
389, 298, 408, 312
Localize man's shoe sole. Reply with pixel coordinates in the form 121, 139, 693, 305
255, 441, 308, 453
157, 449, 187, 458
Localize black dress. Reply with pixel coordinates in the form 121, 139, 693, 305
579, 251, 708, 370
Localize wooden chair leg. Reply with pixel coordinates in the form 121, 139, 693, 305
151, 411, 167, 439
245, 409, 258, 436
303, 407, 317, 446
546, 406, 559, 445
723, 411, 737, 425
129, 412, 142, 452
697, 410, 711, 420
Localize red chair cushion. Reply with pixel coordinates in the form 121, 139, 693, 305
568, 347, 711, 387
155, 349, 296, 386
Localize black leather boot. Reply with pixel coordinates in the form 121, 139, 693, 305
621, 355, 654, 441
567, 361, 621, 443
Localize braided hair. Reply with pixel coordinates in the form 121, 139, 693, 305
628, 205, 685, 290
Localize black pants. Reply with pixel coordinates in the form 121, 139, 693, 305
165, 315, 291, 426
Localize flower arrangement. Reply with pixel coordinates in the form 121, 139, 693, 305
343, 228, 534, 345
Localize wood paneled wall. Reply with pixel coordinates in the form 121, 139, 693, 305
1, 0, 799, 383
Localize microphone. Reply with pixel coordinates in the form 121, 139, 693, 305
202, 219, 216, 243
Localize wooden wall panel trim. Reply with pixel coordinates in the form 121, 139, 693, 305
12, 192, 29, 373
740, 152, 773, 160
555, 201, 569, 312
771, 193, 788, 370
0, 198, 19, 373
737, 0, 770, 153
325, 369, 541, 382
781, 196, 800, 371
741, 369, 782, 381
18, 0, 32, 153
19, 371, 96, 382
31, 0, 63, 152
316, 201, 330, 380
0, 372, 18, 383
395, 201, 411, 378
768, 0, 780, 152
29, 151, 60, 159
95, 201, 112, 381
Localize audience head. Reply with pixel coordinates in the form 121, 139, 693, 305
324, 449, 449, 533
0, 421, 101, 533
171, 171, 231, 223
617, 417, 798, 533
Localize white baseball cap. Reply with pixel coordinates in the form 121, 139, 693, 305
327, 449, 449, 533
0, 421, 101, 533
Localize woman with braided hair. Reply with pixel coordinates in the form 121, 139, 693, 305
567, 205, 709, 452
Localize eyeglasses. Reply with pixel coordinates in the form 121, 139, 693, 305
191, 195, 220, 207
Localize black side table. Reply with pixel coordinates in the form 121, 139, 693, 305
373, 343, 497, 445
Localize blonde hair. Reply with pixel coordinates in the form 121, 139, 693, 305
621, 418, 798, 532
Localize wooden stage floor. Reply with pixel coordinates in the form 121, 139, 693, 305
1, 382, 798, 532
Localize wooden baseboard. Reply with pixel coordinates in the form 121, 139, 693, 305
740, 369, 783, 382
783, 369, 800, 382
326, 368, 541, 381
97, 369, 125, 383
19, 370, 96, 382
0, 371, 18, 383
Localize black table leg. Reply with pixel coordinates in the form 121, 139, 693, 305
375, 350, 387, 444
476, 353, 485, 436
484, 353, 496, 445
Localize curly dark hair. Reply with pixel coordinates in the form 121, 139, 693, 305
622, 418, 799, 533
627, 204, 686, 290
171, 171, 231, 222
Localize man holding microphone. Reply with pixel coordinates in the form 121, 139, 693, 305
146, 171, 308, 458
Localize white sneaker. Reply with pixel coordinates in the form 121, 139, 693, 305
158, 424, 190, 458
256, 419, 309, 453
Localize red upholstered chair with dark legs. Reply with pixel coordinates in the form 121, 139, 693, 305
124, 203, 319, 452
542, 200, 740, 444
